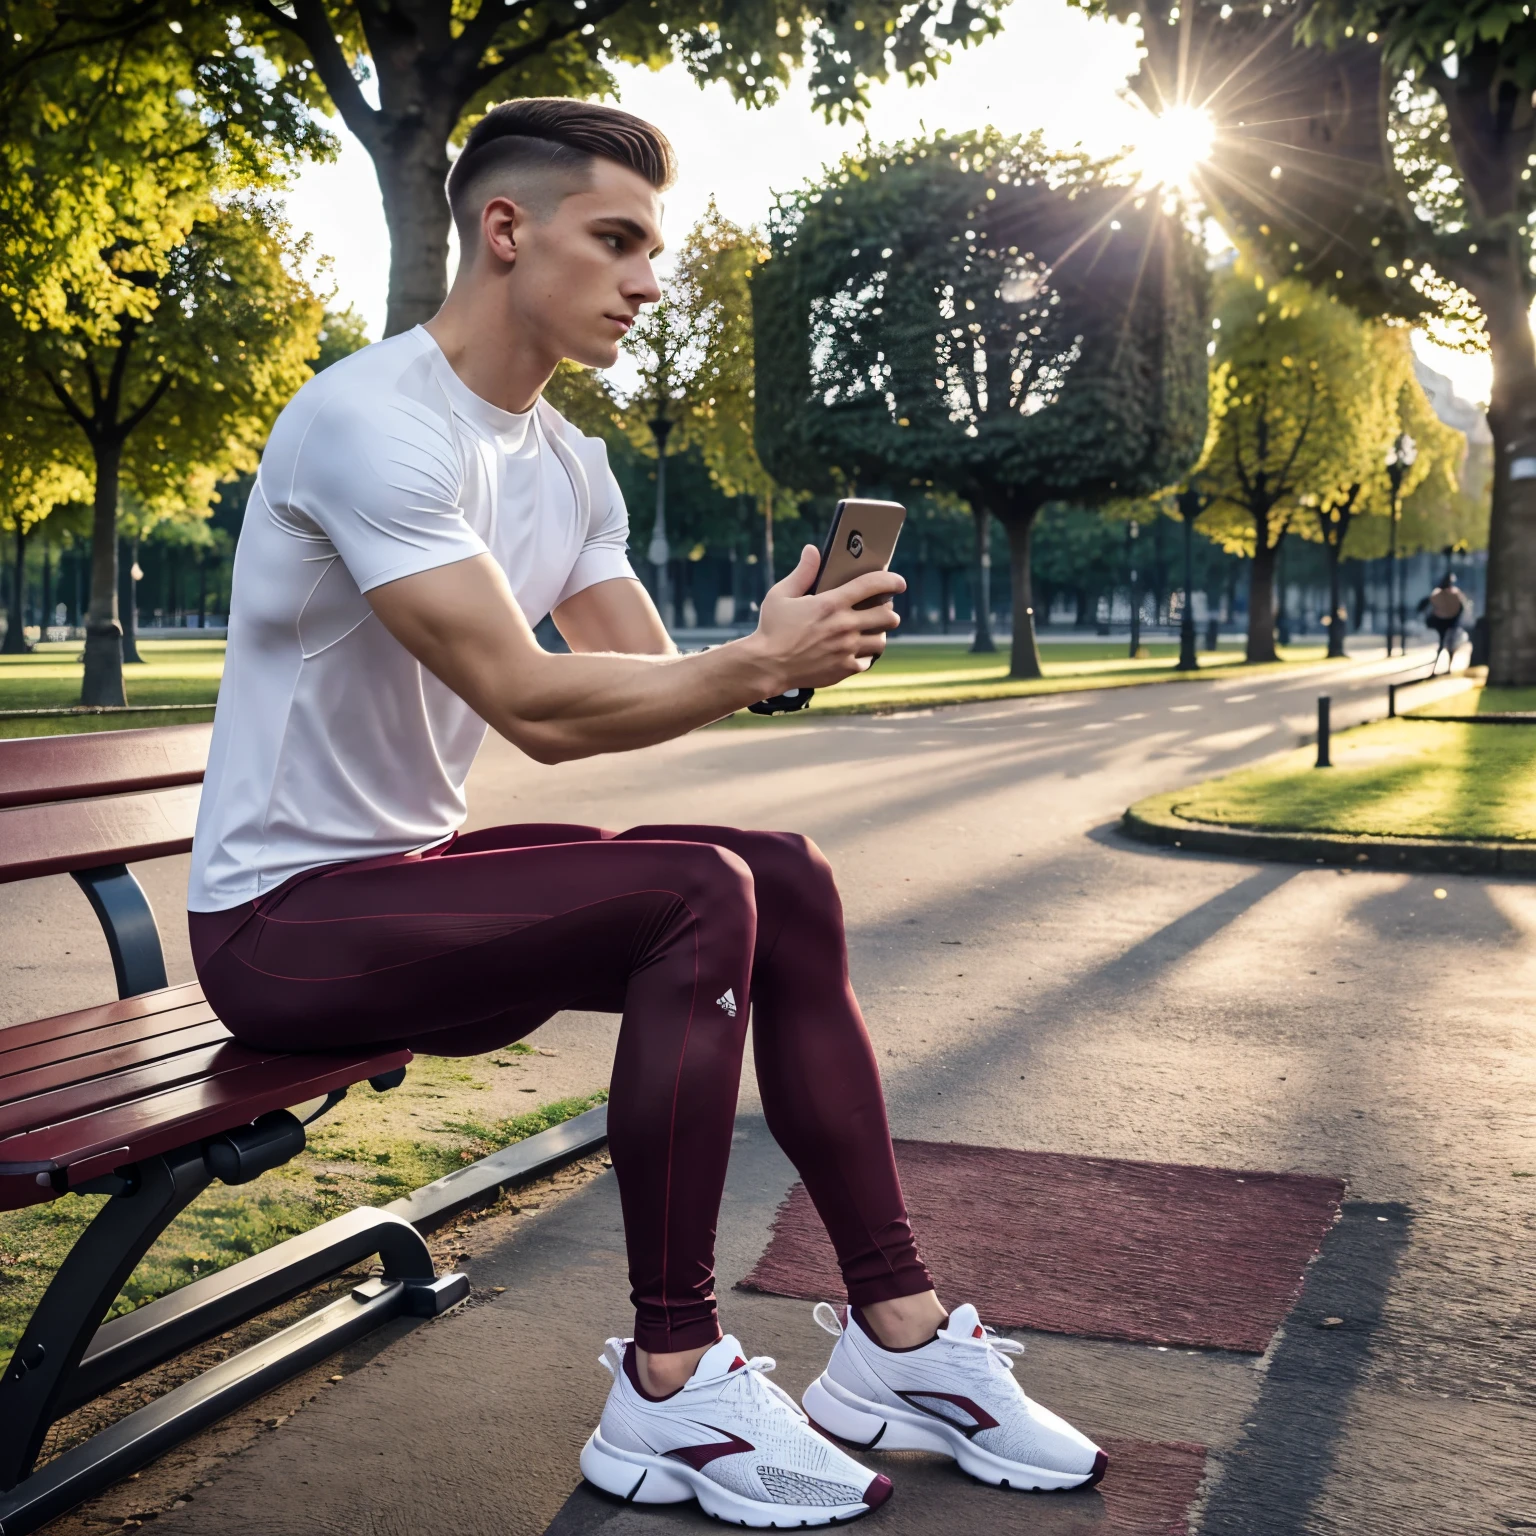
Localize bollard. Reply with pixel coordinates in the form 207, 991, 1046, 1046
1316, 695, 1332, 768
1388, 681, 1397, 719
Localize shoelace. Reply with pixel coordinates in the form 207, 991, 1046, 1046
599, 1340, 806, 1421
812, 1302, 1025, 1376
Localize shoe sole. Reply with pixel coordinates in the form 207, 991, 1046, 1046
803, 1374, 1108, 1492
580, 1428, 886, 1527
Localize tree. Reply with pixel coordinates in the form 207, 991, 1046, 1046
614, 206, 790, 619
1198, 270, 1384, 660
0, 383, 90, 653
212, 0, 1017, 338
1, 6, 329, 334
1066, 0, 1536, 681
753, 129, 1210, 678
15, 200, 324, 704
1196, 270, 1464, 659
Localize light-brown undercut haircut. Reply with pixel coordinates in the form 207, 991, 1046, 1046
445, 97, 677, 245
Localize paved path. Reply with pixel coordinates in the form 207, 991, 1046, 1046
7, 645, 1531, 1533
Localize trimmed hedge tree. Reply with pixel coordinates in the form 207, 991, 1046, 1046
753, 131, 1210, 678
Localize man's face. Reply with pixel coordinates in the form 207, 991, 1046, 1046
502, 159, 664, 369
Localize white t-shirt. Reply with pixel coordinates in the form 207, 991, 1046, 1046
187, 326, 636, 913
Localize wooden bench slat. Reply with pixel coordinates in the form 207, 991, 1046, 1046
0, 984, 207, 1049
0, 1020, 231, 1108
0, 1040, 246, 1138
0, 784, 201, 884
0, 723, 213, 810
0, 1044, 412, 1206
0, 999, 215, 1072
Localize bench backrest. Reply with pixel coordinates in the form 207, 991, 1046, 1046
0, 725, 211, 886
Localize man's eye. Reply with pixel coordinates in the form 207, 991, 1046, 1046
603, 234, 623, 251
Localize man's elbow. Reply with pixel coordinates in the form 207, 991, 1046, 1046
501, 718, 585, 766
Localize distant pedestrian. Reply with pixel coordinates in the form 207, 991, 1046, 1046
1421, 572, 1471, 674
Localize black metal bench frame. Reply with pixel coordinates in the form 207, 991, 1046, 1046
0, 759, 609, 1535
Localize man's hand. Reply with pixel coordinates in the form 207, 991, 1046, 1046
748, 544, 904, 689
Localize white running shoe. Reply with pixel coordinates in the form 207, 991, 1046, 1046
581, 1332, 894, 1526
803, 1302, 1108, 1492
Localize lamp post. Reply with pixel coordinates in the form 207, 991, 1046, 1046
1126, 518, 1142, 659
1384, 432, 1417, 657
1175, 488, 1204, 671
648, 412, 675, 629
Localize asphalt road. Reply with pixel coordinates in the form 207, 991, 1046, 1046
7, 642, 1531, 1533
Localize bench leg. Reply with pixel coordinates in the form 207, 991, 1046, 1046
0, 1145, 212, 1491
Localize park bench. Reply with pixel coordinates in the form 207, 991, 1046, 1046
0, 724, 608, 1535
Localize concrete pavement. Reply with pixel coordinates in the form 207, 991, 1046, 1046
6, 644, 1531, 1533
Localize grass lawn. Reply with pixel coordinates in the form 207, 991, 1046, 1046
1406, 683, 1536, 717
0, 637, 1337, 739
720, 638, 1333, 722
1165, 717, 1536, 843
0, 640, 221, 738
0, 1045, 605, 1370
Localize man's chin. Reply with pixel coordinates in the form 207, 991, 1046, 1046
564, 340, 622, 370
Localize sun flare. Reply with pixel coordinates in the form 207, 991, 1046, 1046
1130, 103, 1217, 193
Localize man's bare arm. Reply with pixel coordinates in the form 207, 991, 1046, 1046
365, 545, 902, 764
552, 575, 674, 655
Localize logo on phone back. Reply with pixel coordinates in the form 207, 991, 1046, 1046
846, 530, 865, 559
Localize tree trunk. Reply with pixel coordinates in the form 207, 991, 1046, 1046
119, 534, 143, 663
40, 539, 52, 640
2, 518, 31, 654
377, 116, 458, 337
1003, 511, 1043, 679
81, 440, 125, 706
1246, 535, 1279, 664
1325, 538, 1347, 658
1481, 269, 1536, 684
970, 508, 995, 653
1350, 561, 1367, 632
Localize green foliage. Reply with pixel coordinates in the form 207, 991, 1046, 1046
754, 130, 1208, 504
1, 5, 330, 334
314, 305, 371, 372
19, 198, 325, 521
754, 128, 1209, 673
238, 0, 1013, 140
1198, 267, 1466, 556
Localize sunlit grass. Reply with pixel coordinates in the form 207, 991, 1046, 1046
0, 638, 1342, 738
1407, 684, 1536, 717
1167, 718, 1536, 842
786, 640, 1328, 717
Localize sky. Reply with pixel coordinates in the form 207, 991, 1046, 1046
280, 0, 1493, 407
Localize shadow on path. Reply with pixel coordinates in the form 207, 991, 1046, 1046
1197, 1201, 1411, 1536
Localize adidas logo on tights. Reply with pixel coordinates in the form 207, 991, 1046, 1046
716, 988, 738, 1018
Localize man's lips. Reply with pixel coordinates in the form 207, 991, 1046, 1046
607, 313, 634, 333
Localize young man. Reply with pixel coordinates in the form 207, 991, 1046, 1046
188, 98, 1105, 1525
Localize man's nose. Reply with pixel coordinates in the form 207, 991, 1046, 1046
629, 260, 662, 307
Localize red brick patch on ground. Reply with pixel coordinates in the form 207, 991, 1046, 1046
1099, 1439, 1208, 1534
740, 1140, 1344, 1352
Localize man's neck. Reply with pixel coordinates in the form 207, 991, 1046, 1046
423, 288, 559, 415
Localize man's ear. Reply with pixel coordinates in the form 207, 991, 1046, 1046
481, 195, 520, 268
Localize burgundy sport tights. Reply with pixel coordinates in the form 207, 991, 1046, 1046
189, 823, 931, 1352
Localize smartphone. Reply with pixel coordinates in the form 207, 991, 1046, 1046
812, 498, 907, 609
745, 498, 906, 715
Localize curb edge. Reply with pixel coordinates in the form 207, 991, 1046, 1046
1120, 796, 1536, 877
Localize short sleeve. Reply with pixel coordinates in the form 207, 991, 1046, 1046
276, 392, 488, 594
555, 437, 638, 608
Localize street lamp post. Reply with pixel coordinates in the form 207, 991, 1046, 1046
1176, 488, 1203, 671
1127, 519, 1142, 659
648, 413, 675, 629
1384, 432, 1417, 658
